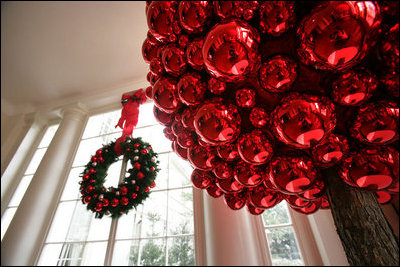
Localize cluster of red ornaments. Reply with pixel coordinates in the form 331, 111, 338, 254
142, 1, 399, 215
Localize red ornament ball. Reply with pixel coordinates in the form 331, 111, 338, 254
375, 191, 394, 205
186, 38, 204, 71
163, 126, 176, 141
137, 172, 145, 179
297, 1, 382, 71
162, 44, 187, 77
235, 88, 256, 108
172, 141, 188, 160
291, 199, 321, 215
212, 161, 233, 180
202, 19, 260, 82
259, 1, 296, 36
259, 55, 297, 93
188, 145, 217, 171
191, 169, 213, 189
271, 93, 336, 149
178, 1, 212, 34
181, 107, 196, 130
153, 106, 174, 126
121, 197, 129, 206
213, 1, 259, 21
216, 142, 240, 162
206, 181, 225, 198
145, 86, 153, 99
147, 1, 179, 43
268, 154, 319, 195
237, 130, 273, 165
111, 198, 119, 207
216, 175, 245, 194
311, 134, 349, 168
248, 184, 282, 210
331, 69, 378, 106
194, 99, 241, 145
208, 78, 227, 95
246, 202, 265, 215
249, 107, 269, 128
233, 161, 264, 187
298, 179, 326, 201
153, 76, 181, 114
351, 101, 399, 145
224, 192, 246, 210
142, 38, 160, 64
380, 68, 399, 98
339, 147, 399, 191
380, 23, 399, 69
134, 162, 141, 170
177, 72, 206, 106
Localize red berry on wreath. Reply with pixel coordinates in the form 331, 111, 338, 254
89, 168, 96, 174
150, 181, 156, 188
145, 187, 150, 193
102, 198, 109, 207
132, 193, 138, 199
96, 149, 103, 155
126, 148, 131, 152
83, 196, 91, 204
121, 197, 129, 206
137, 172, 145, 179
91, 156, 97, 162
95, 202, 103, 211
111, 198, 119, 207
85, 185, 94, 194
141, 149, 149, 154
136, 186, 140, 191
134, 162, 141, 170
120, 186, 128, 195
134, 143, 140, 148
83, 174, 90, 181
150, 166, 156, 172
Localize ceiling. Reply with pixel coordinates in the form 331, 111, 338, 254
1, 1, 149, 116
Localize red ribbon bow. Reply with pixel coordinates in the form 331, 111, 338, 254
114, 89, 147, 155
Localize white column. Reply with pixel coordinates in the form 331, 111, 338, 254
1, 114, 47, 216
307, 210, 349, 266
1, 103, 88, 266
202, 190, 269, 266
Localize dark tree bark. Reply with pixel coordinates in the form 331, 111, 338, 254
324, 168, 399, 266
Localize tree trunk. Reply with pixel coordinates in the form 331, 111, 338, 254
324, 168, 399, 266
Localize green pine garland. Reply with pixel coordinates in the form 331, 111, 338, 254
79, 136, 160, 219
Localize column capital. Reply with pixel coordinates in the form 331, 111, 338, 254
23, 112, 48, 127
60, 102, 89, 122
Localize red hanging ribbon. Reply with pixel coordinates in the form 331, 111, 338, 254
114, 89, 147, 155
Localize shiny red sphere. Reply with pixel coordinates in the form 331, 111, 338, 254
224, 192, 246, 210
172, 141, 189, 160
311, 134, 349, 168
233, 161, 264, 187
177, 72, 206, 105
380, 23, 399, 69
213, 161, 233, 180
271, 93, 336, 149
216, 175, 245, 194
188, 145, 217, 171
213, 1, 259, 21
208, 78, 227, 95
248, 184, 282, 210
339, 147, 399, 191
162, 44, 187, 77
147, 1, 179, 43
297, 1, 382, 71
194, 99, 242, 145
202, 19, 260, 82
153, 76, 181, 114
186, 38, 204, 71
259, 55, 297, 93
332, 69, 378, 106
217, 142, 240, 162
298, 179, 326, 201
178, 1, 212, 34
259, 1, 296, 36
237, 130, 273, 165
291, 199, 321, 214
268, 154, 319, 195
191, 169, 213, 189
380, 68, 399, 98
142, 38, 160, 64
249, 107, 269, 128
246, 202, 265, 215
352, 101, 399, 145
235, 88, 256, 108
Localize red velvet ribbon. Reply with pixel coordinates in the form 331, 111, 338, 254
114, 89, 147, 155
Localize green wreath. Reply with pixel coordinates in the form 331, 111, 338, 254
79, 136, 160, 219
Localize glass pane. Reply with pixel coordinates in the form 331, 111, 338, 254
46, 201, 77, 242
24, 148, 47, 175
81, 242, 108, 265
65, 201, 93, 242
266, 227, 304, 266
168, 188, 194, 236
1, 207, 17, 241
152, 153, 168, 190
116, 207, 143, 240
8, 175, 33, 206
82, 109, 122, 139
141, 191, 168, 238
167, 236, 195, 266
136, 102, 159, 128
133, 124, 172, 154
139, 238, 166, 266
112, 239, 140, 266
38, 124, 60, 148
61, 167, 85, 201
86, 215, 112, 241
168, 153, 193, 189
104, 160, 123, 189
37, 243, 63, 266
73, 132, 122, 167
262, 202, 291, 227
57, 242, 85, 266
